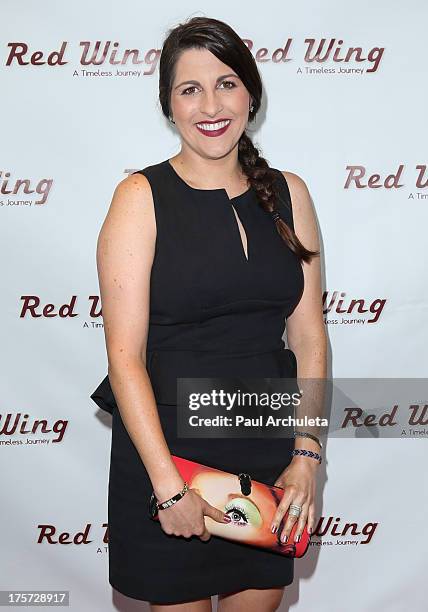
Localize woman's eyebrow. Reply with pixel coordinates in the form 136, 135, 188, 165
226, 493, 261, 513
174, 73, 240, 90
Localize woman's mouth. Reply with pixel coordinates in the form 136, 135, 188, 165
195, 119, 231, 137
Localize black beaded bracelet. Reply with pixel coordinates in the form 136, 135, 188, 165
291, 449, 322, 464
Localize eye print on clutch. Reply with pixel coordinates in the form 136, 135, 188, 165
149, 455, 310, 558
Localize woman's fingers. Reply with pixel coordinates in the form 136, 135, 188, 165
306, 503, 316, 535
198, 526, 211, 542
271, 484, 299, 533
271, 484, 311, 543
157, 490, 214, 541
286, 505, 309, 543
279, 498, 307, 543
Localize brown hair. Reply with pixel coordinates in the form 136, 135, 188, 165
158, 16, 319, 264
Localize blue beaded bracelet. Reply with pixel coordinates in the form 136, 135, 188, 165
291, 449, 322, 464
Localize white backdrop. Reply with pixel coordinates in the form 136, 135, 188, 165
1, 1, 427, 610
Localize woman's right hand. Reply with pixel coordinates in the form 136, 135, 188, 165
157, 488, 230, 541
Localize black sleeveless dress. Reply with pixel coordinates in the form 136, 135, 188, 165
90, 158, 305, 604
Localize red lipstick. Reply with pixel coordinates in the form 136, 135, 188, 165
195, 119, 232, 138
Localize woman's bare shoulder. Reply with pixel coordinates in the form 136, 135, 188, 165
108, 171, 153, 211
278, 170, 318, 243
100, 172, 155, 234
279, 170, 311, 201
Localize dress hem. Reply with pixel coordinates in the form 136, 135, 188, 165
109, 572, 294, 605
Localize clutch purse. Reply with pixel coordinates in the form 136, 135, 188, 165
148, 455, 311, 558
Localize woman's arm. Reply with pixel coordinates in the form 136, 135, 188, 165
270, 171, 327, 541
282, 170, 327, 453
96, 173, 184, 502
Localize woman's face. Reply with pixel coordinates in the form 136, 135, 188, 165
190, 470, 281, 547
169, 48, 251, 160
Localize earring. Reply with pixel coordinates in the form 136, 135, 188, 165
169, 115, 175, 124
250, 104, 254, 113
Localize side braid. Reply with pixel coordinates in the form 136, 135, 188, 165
238, 132, 319, 264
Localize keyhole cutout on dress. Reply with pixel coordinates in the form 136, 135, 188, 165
230, 204, 248, 262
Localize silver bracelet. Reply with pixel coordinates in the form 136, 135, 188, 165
294, 430, 323, 449
156, 482, 189, 510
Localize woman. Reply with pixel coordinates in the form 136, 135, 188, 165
91, 16, 327, 612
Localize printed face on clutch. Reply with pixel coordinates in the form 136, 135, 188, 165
190, 469, 295, 553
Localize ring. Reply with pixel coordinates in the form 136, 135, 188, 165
289, 504, 302, 517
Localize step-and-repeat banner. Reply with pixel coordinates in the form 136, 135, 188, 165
2, 2, 427, 611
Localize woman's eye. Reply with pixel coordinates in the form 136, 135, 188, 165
181, 86, 198, 95
181, 81, 236, 95
220, 80, 236, 89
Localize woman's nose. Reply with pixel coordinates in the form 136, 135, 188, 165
199, 92, 223, 117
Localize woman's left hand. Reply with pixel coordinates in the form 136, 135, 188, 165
271, 456, 318, 543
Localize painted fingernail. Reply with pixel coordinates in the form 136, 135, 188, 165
271, 524, 277, 534
295, 534, 301, 543
281, 533, 288, 543
223, 515, 231, 523
308, 527, 312, 535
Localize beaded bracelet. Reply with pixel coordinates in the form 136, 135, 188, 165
291, 449, 322, 464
